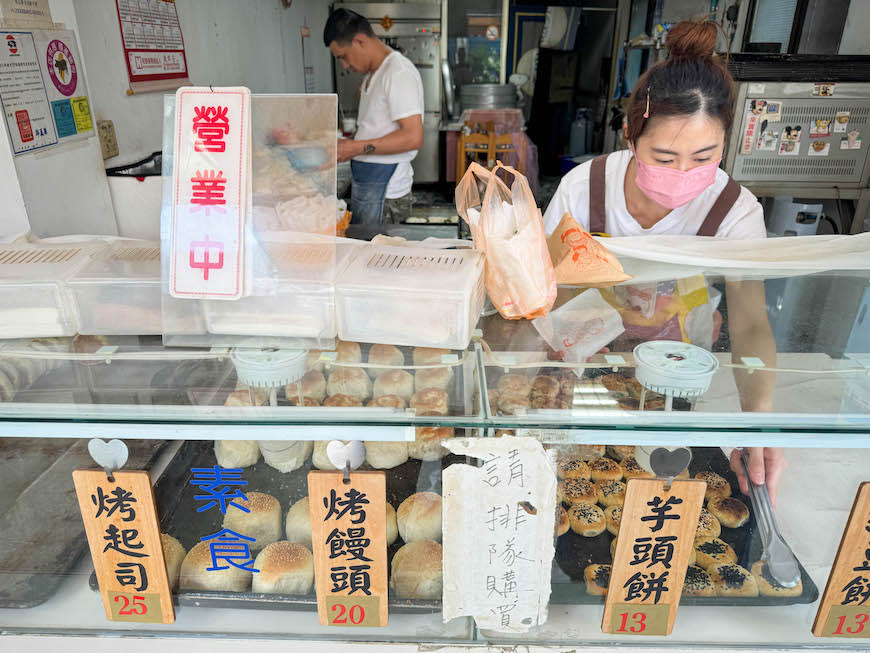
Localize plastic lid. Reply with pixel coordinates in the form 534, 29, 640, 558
231, 348, 308, 388
633, 340, 719, 398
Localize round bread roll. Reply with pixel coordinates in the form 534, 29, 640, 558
214, 440, 260, 468
306, 349, 325, 373
620, 456, 654, 480
222, 491, 282, 552
365, 441, 409, 469
558, 374, 576, 398
373, 370, 414, 402
607, 445, 635, 461
390, 539, 442, 599
561, 478, 597, 505
584, 563, 611, 595
410, 388, 448, 416
225, 388, 268, 406
397, 492, 443, 543
695, 471, 731, 502
530, 375, 560, 401
577, 444, 606, 459
284, 370, 327, 403
709, 562, 758, 597
600, 374, 628, 395
568, 502, 606, 537
367, 344, 405, 378
498, 394, 530, 415
161, 533, 186, 591
708, 496, 750, 529
694, 536, 737, 570
287, 396, 319, 406
386, 502, 398, 546
605, 505, 622, 536
367, 394, 406, 409
413, 347, 450, 366
683, 565, 716, 597
327, 368, 372, 400
496, 374, 531, 398
336, 340, 362, 364
179, 541, 252, 591
587, 457, 623, 482
284, 497, 312, 548
696, 507, 721, 539
408, 426, 453, 461
557, 458, 591, 480
750, 560, 803, 597
415, 366, 453, 392
258, 440, 312, 473
530, 396, 570, 410
555, 505, 569, 537
312, 441, 347, 470
252, 541, 314, 595
597, 480, 626, 508
323, 394, 363, 407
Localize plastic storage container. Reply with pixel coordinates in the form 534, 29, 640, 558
68, 240, 163, 335
0, 242, 105, 339
335, 244, 486, 349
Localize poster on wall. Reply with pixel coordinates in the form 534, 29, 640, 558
33, 29, 94, 142
114, 0, 190, 93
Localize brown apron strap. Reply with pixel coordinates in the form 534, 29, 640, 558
588, 153, 609, 234
696, 177, 741, 237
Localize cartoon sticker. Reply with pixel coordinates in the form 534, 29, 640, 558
812, 83, 834, 97
810, 118, 831, 138
840, 130, 862, 150
749, 99, 767, 115
45, 39, 78, 96
756, 129, 779, 151
779, 125, 801, 155
765, 101, 782, 122
834, 111, 850, 133
808, 140, 830, 156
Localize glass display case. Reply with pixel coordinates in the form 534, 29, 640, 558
1, 265, 869, 650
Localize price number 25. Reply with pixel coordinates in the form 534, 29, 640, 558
114, 594, 147, 616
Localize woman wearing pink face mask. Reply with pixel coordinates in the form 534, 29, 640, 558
543, 20, 783, 504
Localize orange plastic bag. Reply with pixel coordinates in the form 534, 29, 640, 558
455, 162, 557, 319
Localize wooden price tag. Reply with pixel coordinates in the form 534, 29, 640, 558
72, 470, 174, 624
602, 479, 705, 636
813, 482, 870, 638
308, 470, 388, 627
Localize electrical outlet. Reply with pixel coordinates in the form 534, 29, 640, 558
97, 120, 119, 160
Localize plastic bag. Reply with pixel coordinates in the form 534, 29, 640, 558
548, 213, 632, 286
455, 161, 557, 319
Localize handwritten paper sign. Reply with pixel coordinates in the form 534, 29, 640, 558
814, 483, 870, 638
72, 470, 174, 624
170, 86, 250, 300
308, 470, 388, 627
441, 436, 556, 633
603, 479, 705, 636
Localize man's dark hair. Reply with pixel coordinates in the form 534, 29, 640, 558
323, 9, 375, 47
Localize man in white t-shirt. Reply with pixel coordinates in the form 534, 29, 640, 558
324, 9, 424, 224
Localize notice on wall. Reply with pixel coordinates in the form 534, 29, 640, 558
0, 30, 56, 153
114, 0, 190, 93
34, 29, 93, 143
0, 0, 52, 28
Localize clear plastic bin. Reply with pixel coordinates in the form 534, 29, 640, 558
335, 244, 486, 349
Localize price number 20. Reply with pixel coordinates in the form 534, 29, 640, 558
331, 602, 366, 625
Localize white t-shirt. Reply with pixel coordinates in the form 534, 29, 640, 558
355, 50, 424, 199
543, 149, 766, 239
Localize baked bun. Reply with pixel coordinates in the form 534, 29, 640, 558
576, 444, 606, 459
695, 471, 731, 502
530, 375, 560, 402
161, 533, 186, 591
367, 344, 405, 378
252, 541, 314, 595
327, 368, 372, 400
415, 366, 453, 392
179, 541, 252, 591
557, 458, 591, 480
365, 441, 409, 469
258, 440, 313, 473
620, 456, 654, 480
496, 374, 531, 398
284, 497, 312, 548
584, 563, 611, 595
555, 505, 569, 537
709, 562, 759, 597
397, 491, 442, 543
373, 370, 414, 402
284, 370, 327, 403
214, 440, 260, 468
225, 388, 268, 406
530, 396, 569, 410
695, 507, 721, 540
222, 491, 282, 552
287, 396, 319, 407
558, 374, 576, 398
390, 539, 442, 599
587, 457, 623, 482
751, 560, 802, 597
560, 478, 597, 505
386, 502, 398, 546
367, 394, 406, 409
683, 565, 715, 597
607, 445, 635, 461
413, 347, 450, 366
605, 505, 622, 535
596, 480, 626, 508
694, 536, 737, 569
307, 350, 325, 373
498, 394, 530, 415
312, 441, 343, 470
708, 496, 750, 529
568, 502, 606, 537
323, 394, 363, 407
410, 388, 448, 416
600, 374, 628, 395
336, 340, 362, 364
408, 426, 453, 461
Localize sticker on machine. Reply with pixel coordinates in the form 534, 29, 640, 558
810, 118, 831, 138
764, 101, 781, 122
833, 111, 850, 133
756, 129, 779, 151
840, 130, 862, 150
740, 113, 758, 154
778, 125, 801, 155
812, 82, 835, 97
808, 140, 830, 156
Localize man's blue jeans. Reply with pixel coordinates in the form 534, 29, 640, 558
350, 160, 397, 225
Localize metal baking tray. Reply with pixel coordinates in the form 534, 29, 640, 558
90, 439, 467, 612
551, 447, 819, 606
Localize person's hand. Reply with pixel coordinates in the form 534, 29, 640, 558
729, 447, 786, 507
337, 139, 361, 163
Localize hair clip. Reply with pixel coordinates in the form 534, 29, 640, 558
643, 87, 650, 119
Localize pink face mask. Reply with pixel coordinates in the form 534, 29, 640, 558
633, 155, 721, 209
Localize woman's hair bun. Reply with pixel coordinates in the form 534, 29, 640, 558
665, 20, 717, 59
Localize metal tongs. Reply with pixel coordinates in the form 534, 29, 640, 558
739, 448, 800, 587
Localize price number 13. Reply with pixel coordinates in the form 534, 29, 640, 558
616, 611, 647, 633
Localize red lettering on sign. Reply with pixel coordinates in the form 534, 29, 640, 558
192, 105, 230, 152
189, 236, 224, 280
190, 170, 227, 215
